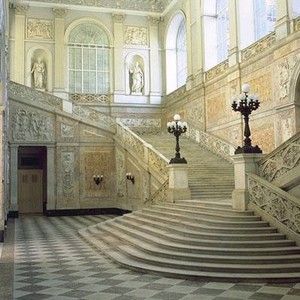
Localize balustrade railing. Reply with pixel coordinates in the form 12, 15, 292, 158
144, 179, 168, 205
258, 132, 300, 182
248, 173, 300, 236
9, 81, 63, 110
186, 123, 235, 162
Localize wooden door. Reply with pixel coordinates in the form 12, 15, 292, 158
18, 169, 43, 214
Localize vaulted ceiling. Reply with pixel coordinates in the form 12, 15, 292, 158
12, 0, 175, 14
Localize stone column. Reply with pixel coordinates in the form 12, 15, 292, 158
232, 153, 263, 211
53, 9, 67, 96
47, 145, 56, 210
10, 145, 19, 213
228, 0, 239, 66
148, 16, 162, 104
112, 14, 125, 102
189, 0, 204, 85
275, 0, 293, 39
13, 5, 28, 84
167, 164, 191, 202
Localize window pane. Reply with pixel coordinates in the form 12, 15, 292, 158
176, 20, 187, 87
216, 0, 229, 62
75, 71, 82, 93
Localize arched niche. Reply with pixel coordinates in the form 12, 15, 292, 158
26, 46, 52, 92
125, 53, 146, 96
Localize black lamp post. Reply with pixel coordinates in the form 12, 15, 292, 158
167, 114, 187, 164
232, 83, 262, 154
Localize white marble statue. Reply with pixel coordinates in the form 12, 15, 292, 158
31, 57, 46, 90
129, 62, 144, 94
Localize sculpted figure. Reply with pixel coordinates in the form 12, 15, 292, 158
31, 57, 46, 89
129, 62, 144, 94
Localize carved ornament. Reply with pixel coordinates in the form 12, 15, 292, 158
27, 18, 54, 40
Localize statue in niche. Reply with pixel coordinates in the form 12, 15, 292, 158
129, 61, 144, 95
31, 57, 46, 90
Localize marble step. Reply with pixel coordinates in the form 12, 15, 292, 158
107, 219, 295, 249
141, 208, 269, 228
120, 215, 286, 241
133, 211, 277, 235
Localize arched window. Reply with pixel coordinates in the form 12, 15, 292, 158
68, 22, 110, 94
166, 13, 187, 94
203, 0, 229, 70
253, 0, 276, 40
176, 20, 187, 88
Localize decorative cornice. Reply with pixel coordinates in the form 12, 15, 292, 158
148, 16, 161, 26
52, 8, 68, 18
18, 0, 173, 13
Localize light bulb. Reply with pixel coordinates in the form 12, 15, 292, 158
173, 114, 181, 121
242, 83, 250, 93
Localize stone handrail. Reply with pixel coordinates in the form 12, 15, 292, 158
205, 59, 229, 81
248, 173, 300, 236
8, 81, 63, 110
258, 132, 300, 182
116, 121, 169, 180
144, 179, 168, 205
186, 123, 236, 162
69, 93, 112, 104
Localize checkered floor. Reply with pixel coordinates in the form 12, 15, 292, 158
12, 215, 300, 300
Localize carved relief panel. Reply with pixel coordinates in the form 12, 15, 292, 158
124, 26, 148, 46
27, 18, 54, 40
115, 147, 126, 199
11, 105, 54, 142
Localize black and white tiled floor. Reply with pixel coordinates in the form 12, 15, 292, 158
9, 215, 300, 300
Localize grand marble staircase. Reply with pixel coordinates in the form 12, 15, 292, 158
141, 133, 235, 200
79, 199, 300, 281
79, 132, 300, 282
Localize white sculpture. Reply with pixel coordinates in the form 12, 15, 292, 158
129, 62, 144, 94
31, 57, 46, 90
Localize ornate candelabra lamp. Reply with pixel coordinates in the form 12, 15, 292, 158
167, 114, 188, 164
93, 175, 104, 185
232, 84, 262, 154
126, 173, 135, 184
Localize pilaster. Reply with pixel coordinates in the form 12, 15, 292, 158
148, 16, 162, 104
47, 145, 56, 210
10, 145, 18, 212
53, 8, 67, 96
113, 14, 125, 98
228, 0, 239, 67
275, 0, 293, 39
185, 0, 193, 90
13, 4, 28, 84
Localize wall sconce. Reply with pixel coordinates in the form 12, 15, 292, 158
93, 175, 104, 185
126, 173, 135, 184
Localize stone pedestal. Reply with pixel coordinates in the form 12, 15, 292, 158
232, 153, 263, 211
167, 164, 191, 203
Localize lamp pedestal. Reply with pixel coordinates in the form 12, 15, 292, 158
232, 153, 263, 211
167, 164, 191, 203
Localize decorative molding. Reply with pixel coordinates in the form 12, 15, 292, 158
23, 0, 173, 13
258, 132, 300, 182
70, 93, 110, 104
62, 152, 75, 198
11, 107, 54, 142
52, 8, 67, 18
14, 4, 28, 15
112, 14, 125, 23
294, 17, 300, 32
205, 60, 229, 81
117, 118, 161, 128
241, 32, 276, 62
248, 174, 300, 235
26, 18, 54, 40
124, 26, 148, 46
148, 16, 161, 25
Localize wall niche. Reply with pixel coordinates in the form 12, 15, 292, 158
26, 47, 52, 92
